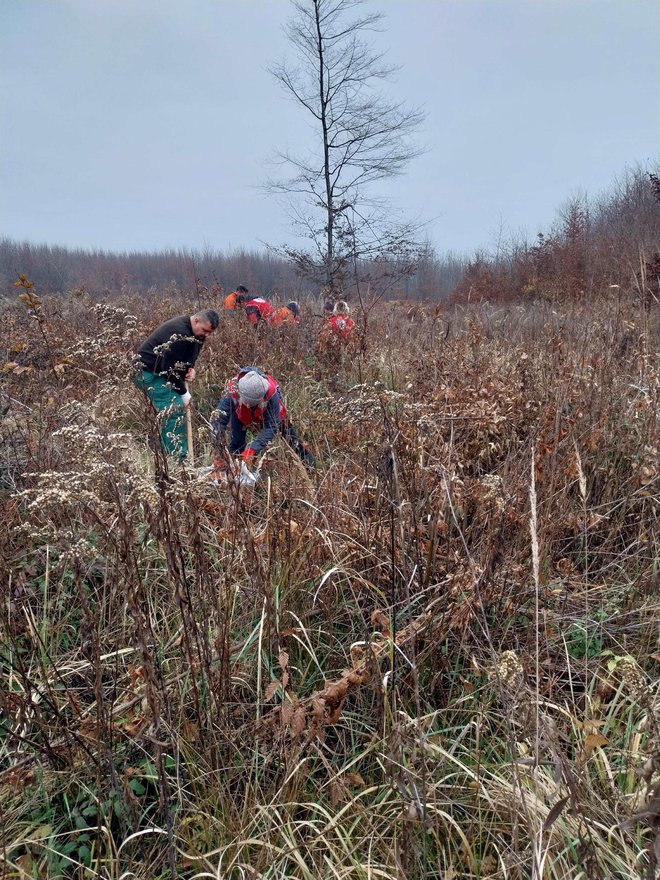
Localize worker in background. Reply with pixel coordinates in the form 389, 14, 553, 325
224, 284, 249, 310
134, 309, 219, 458
322, 288, 335, 318
270, 301, 301, 326
210, 367, 315, 470
244, 296, 277, 326
329, 301, 356, 340
286, 301, 301, 323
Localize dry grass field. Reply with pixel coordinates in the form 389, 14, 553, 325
0, 283, 658, 878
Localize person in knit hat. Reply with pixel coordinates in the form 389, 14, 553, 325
210, 367, 315, 470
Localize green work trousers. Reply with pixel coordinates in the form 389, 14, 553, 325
135, 371, 188, 459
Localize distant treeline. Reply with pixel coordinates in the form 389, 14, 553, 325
0, 242, 301, 301
2, 162, 658, 305
0, 238, 467, 303
451, 162, 660, 304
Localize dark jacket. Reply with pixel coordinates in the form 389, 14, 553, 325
211, 367, 287, 453
137, 315, 205, 394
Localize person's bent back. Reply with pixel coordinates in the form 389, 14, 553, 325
211, 367, 314, 468
224, 284, 249, 310
244, 297, 277, 326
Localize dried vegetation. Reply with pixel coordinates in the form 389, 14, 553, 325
0, 282, 658, 879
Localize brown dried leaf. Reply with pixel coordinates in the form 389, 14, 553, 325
281, 702, 293, 726
585, 733, 609, 749
542, 796, 570, 832
330, 781, 342, 807
577, 732, 609, 766
121, 715, 149, 737
17, 853, 37, 876
346, 772, 365, 787
265, 679, 281, 702
5, 764, 36, 792
293, 705, 307, 735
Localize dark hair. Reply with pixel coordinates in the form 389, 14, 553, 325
195, 308, 220, 329
287, 301, 300, 316
236, 285, 249, 294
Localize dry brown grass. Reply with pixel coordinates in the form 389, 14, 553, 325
0, 288, 658, 878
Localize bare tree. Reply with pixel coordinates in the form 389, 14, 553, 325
268, 0, 425, 299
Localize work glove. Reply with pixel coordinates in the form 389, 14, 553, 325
242, 448, 257, 465
181, 390, 192, 408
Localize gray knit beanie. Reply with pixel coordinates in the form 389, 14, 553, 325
237, 371, 270, 406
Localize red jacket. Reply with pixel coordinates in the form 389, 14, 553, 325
245, 297, 276, 326
226, 371, 287, 425
329, 314, 356, 339
212, 368, 288, 454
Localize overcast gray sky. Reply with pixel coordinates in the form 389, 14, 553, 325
1, 0, 658, 258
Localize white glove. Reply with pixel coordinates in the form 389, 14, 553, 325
181, 391, 192, 408
239, 461, 258, 486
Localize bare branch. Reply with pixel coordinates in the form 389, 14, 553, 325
267, 0, 426, 295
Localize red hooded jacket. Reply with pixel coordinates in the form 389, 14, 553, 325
245, 297, 277, 326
